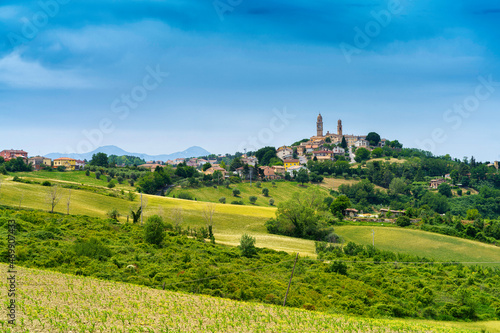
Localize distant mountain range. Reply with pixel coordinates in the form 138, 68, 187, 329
45, 145, 211, 162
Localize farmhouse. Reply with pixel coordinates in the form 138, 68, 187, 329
283, 159, 300, 171
430, 178, 446, 189
28, 156, 52, 170
53, 157, 77, 170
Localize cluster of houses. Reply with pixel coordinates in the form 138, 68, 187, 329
0, 149, 86, 171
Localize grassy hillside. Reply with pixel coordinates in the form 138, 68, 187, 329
1, 264, 492, 332
335, 226, 500, 267
167, 181, 329, 207
2, 174, 500, 262
14, 170, 135, 190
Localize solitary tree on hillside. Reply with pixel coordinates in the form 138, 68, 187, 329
46, 185, 62, 213
296, 169, 309, 185
144, 215, 166, 246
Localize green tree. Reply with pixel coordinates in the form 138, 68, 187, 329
372, 147, 383, 158
229, 157, 244, 171
341, 136, 348, 150
239, 233, 257, 257
90, 152, 109, 167
461, 176, 470, 187
232, 188, 240, 197
144, 215, 166, 246
438, 183, 452, 198
466, 209, 481, 221
354, 148, 370, 163
450, 170, 459, 185
296, 169, 309, 185
130, 207, 142, 223
249, 196, 257, 204
396, 216, 411, 227
366, 132, 381, 146
330, 195, 351, 219
265, 187, 332, 239
389, 178, 407, 196
219, 197, 226, 204
262, 187, 269, 197
255, 147, 277, 166
202, 162, 212, 171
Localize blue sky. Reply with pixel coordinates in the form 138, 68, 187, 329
1, 0, 499, 161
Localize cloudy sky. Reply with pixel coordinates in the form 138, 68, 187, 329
1, 0, 499, 160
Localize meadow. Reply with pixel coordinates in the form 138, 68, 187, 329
335, 226, 500, 266
167, 180, 331, 207
1, 263, 492, 332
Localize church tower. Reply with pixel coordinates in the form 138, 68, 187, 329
337, 119, 343, 136
317, 113, 323, 137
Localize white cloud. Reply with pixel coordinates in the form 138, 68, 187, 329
0, 51, 91, 89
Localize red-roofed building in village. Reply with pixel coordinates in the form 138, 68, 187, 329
1, 149, 28, 161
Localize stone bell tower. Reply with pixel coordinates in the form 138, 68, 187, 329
337, 119, 342, 136
317, 113, 323, 137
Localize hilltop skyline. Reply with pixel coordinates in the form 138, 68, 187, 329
1, 1, 499, 160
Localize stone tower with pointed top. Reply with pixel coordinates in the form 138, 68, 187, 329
317, 113, 323, 137
337, 119, 342, 136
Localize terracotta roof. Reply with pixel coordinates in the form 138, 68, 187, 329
283, 159, 299, 163
54, 157, 76, 161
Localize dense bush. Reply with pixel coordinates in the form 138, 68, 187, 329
144, 215, 166, 246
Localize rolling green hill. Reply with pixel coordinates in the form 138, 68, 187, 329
1, 174, 500, 264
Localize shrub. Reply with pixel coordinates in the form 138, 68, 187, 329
219, 197, 226, 204
56, 166, 66, 172
95, 171, 101, 180
85, 169, 90, 176
117, 176, 124, 184
269, 198, 275, 206
106, 175, 112, 182
262, 187, 269, 197
256, 181, 261, 188
107, 180, 116, 188
127, 191, 136, 201
457, 189, 462, 196
144, 215, 166, 246
232, 188, 240, 197
42, 181, 51, 186
249, 196, 257, 204
240, 233, 256, 257
74, 238, 112, 261
129, 179, 135, 186
177, 192, 194, 200
325, 261, 348, 275
396, 216, 411, 227
107, 208, 120, 221
231, 200, 244, 205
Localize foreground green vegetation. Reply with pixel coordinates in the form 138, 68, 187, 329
1, 207, 500, 323
1, 264, 491, 333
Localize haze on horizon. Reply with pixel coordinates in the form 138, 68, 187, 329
0, 1, 499, 161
